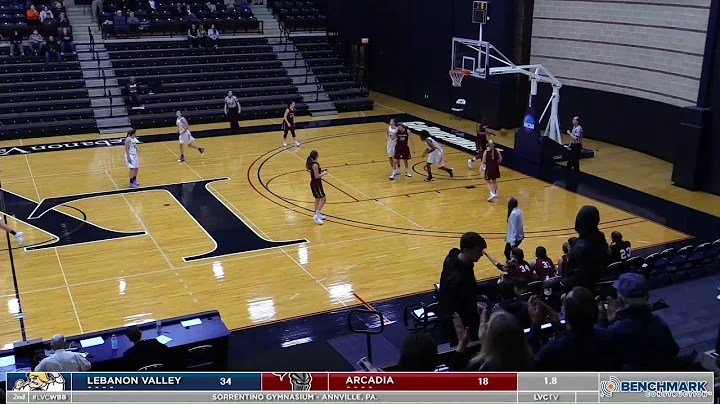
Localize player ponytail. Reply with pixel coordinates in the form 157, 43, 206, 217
127, 128, 136, 137
488, 140, 495, 157
507, 197, 518, 221
306, 150, 318, 171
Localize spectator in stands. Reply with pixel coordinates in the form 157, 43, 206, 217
40, 6, 54, 23
45, 35, 62, 63
29, 30, 44, 56
564, 206, 610, 290
114, 10, 128, 35
147, 0, 157, 11
494, 281, 531, 328
123, 326, 170, 370
609, 231, 632, 263
188, 24, 200, 47
529, 288, 620, 371
464, 309, 534, 371
27, 5, 41, 25
57, 12, 70, 26
598, 273, 679, 370
438, 232, 487, 345
127, 10, 140, 34
534, 246, 557, 281
92, 0, 103, 22
59, 27, 76, 55
198, 24, 208, 47
504, 197, 524, 261
53, 1, 64, 11
207, 24, 219, 48
35, 334, 92, 371
126, 76, 143, 109
397, 332, 438, 371
205, 2, 217, 12
224, 0, 236, 11
9, 30, 24, 57
174, 3, 184, 16
188, 7, 200, 22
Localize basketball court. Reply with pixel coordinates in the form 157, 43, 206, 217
0, 99, 693, 349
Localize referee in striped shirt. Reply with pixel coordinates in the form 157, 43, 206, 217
566, 116, 583, 171
224, 90, 240, 131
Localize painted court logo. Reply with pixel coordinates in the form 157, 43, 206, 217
600, 375, 711, 399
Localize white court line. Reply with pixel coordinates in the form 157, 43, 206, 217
160, 142, 348, 308
99, 162, 197, 302
0, 232, 395, 298
2, 151, 262, 181
20, 144, 85, 333
373, 102, 404, 114
285, 151, 427, 230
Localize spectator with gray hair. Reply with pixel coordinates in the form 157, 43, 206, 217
35, 334, 92, 371
597, 273, 679, 370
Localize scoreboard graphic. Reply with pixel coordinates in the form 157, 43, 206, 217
5, 371, 714, 403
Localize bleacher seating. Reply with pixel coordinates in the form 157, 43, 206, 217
0, 53, 97, 138
99, 0, 262, 38
0, 1, 70, 38
267, 0, 325, 32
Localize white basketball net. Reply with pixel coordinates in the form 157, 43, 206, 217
449, 70, 468, 87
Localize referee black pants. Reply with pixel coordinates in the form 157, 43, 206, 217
568, 143, 582, 171
227, 106, 239, 130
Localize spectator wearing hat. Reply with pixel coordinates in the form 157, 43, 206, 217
597, 273, 679, 370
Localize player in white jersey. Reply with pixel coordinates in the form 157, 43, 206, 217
387, 119, 399, 179
125, 128, 140, 188
420, 133, 454, 182
176, 111, 205, 162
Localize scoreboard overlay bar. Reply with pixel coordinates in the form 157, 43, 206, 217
5, 372, 714, 403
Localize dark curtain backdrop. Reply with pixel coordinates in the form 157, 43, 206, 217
325, 0, 521, 129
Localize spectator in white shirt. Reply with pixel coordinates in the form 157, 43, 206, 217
35, 334, 92, 372
504, 197, 524, 261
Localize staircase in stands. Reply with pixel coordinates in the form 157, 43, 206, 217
67, 5, 132, 134
251, 3, 338, 117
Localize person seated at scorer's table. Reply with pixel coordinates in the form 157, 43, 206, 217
123, 325, 170, 370
35, 334, 92, 372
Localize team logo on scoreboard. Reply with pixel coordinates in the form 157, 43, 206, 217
272, 373, 313, 391
12, 373, 67, 392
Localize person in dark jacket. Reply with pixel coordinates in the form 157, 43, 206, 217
45, 36, 62, 63
564, 206, 610, 290
397, 332, 438, 371
597, 273, 679, 370
437, 232, 487, 345
529, 287, 620, 371
9, 30, 24, 56
122, 326, 170, 370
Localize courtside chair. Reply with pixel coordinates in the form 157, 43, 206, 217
689, 243, 712, 275
186, 345, 216, 370
604, 262, 627, 281
668, 245, 694, 281
639, 252, 663, 282
624, 256, 643, 274
706, 239, 720, 263
138, 364, 164, 371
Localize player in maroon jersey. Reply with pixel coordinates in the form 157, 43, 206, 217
306, 150, 328, 225
392, 123, 416, 178
533, 246, 557, 280
511, 247, 537, 288
282, 102, 300, 147
468, 118, 493, 170
482, 140, 503, 201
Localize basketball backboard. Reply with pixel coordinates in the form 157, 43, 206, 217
451, 37, 490, 79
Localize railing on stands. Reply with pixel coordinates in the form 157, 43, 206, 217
347, 308, 385, 364
88, 27, 95, 54
315, 77, 321, 102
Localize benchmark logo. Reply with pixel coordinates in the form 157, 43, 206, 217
600, 376, 710, 399
0, 138, 126, 156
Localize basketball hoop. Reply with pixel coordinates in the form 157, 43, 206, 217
449, 69, 470, 87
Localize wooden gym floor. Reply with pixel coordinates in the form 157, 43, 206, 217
0, 92, 712, 349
